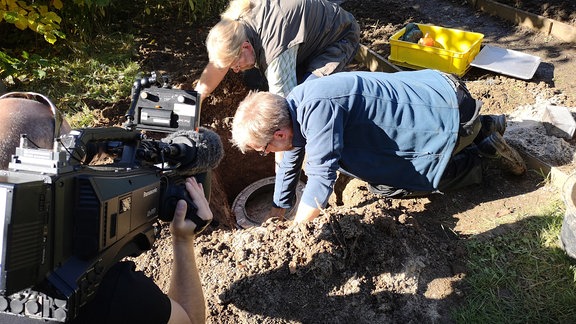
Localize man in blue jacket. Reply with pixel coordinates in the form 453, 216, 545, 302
231, 69, 526, 223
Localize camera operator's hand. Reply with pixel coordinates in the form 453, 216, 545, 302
167, 176, 210, 324
170, 177, 213, 241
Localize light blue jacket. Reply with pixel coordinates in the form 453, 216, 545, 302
273, 69, 460, 209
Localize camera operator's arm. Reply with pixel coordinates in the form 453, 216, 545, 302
194, 62, 228, 104
167, 177, 212, 324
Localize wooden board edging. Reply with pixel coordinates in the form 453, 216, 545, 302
354, 44, 402, 73
469, 0, 576, 43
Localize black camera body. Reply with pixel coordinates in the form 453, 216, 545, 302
0, 73, 215, 322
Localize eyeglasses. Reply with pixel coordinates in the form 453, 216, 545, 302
259, 129, 280, 156
231, 58, 240, 71
259, 142, 270, 157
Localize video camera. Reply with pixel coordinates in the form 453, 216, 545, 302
0, 72, 223, 322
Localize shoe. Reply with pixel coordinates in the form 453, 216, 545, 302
474, 114, 507, 145
477, 132, 526, 175
482, 114, 506, 135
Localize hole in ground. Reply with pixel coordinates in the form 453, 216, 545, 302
203, 63, 370, 229
201, 73, 276, 229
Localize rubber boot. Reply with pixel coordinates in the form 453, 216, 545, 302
477, 132, 526, 176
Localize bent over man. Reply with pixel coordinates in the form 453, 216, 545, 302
195, 0, 360, 100
231, 69, 526, 223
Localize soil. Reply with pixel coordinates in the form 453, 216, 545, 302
106, 0, 576, 322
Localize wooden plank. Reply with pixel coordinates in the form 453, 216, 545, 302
472, 0, 576, 43
475, 0, 552, 33
521, 150, 570, 191
550, 20, 576, 43
354, 44, 402, 73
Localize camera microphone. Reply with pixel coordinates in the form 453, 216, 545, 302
160, 126, 224, 175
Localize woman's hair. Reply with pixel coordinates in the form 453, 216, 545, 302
206, 0, 254, 68
231, 91, 291, 153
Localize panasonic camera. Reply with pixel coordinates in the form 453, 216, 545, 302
0, 72, 222, 322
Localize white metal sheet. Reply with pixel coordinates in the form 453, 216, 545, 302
470, 45, 541, 80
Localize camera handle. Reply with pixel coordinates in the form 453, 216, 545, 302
124, 71, 169, 130
160, 181, 211, 234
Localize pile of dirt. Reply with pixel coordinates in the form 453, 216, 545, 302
122, 0, 576, 322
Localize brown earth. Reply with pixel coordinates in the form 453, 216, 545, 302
108, 0, 576, 322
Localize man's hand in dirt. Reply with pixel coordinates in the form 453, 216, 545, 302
267, 206, 287, 221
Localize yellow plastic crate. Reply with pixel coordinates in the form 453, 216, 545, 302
388, 24, 484, 76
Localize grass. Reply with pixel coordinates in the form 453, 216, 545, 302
454, 199, 576, 323
4, 32, 140, 128
2, 1, 228, 128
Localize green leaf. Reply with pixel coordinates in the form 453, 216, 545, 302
44, 33, 57, 44
35, 69, 47, 79
45, 11, 62, 24
3, 12, 18, 24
